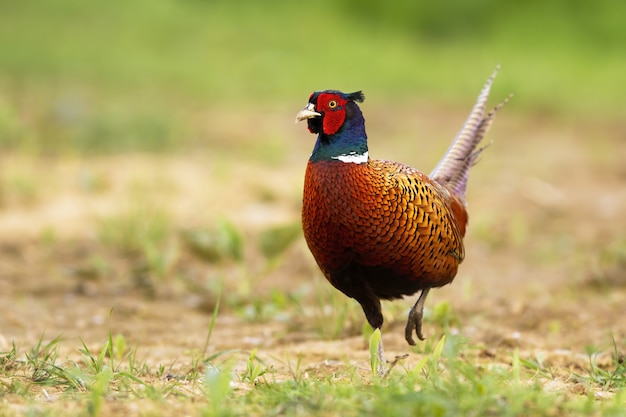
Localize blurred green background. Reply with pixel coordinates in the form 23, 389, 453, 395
0, 0, 624, 154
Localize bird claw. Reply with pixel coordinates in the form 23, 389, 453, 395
404, 306, 426, 346
405, 288, 430, 345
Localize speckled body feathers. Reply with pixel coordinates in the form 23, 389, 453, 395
303, 159, 467, 328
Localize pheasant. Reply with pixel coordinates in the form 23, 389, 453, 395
296, 68, 507, 363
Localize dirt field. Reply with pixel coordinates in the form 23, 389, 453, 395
1, 105, 625, 403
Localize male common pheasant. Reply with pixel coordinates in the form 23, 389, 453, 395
296, 68, 507, 360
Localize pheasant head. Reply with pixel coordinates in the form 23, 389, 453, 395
296, 90, 369, 163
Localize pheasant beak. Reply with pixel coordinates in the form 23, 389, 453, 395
295, 103, 321, 123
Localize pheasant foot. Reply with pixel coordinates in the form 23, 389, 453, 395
405, 288, 431, 345
376, 337, 409, 377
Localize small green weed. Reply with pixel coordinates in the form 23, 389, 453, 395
575, 340, 626, 391
257, 222, 301, 261
98, 203, 172, 255
585, 240, 626, 290
201, 280, 222, 361
518, 353, 558, 380
429, 300, 460, 332
241, 349, 271, 384
97, 202, 176, 294
180, 219, 243, 264
25, 334, 81, 389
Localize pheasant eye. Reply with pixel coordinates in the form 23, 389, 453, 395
328, 100, 337, 109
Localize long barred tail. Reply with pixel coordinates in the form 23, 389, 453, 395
429, 66, 510, 200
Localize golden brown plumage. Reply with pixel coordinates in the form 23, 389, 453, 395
296, 68, 507, 356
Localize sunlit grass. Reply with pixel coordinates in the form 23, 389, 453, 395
2, 330, 623, 417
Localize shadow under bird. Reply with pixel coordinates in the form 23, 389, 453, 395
296, 67, 509, 367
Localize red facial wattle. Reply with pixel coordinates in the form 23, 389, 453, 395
316, 93, 349, 136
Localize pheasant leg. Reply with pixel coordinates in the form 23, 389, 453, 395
405, 288, 431, 345
376, 332, 408, 377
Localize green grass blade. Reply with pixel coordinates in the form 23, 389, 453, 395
369, 328, 382, 377
410, 356, 429, 377
431, 334, 447, 363
202, 280, 222, 361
